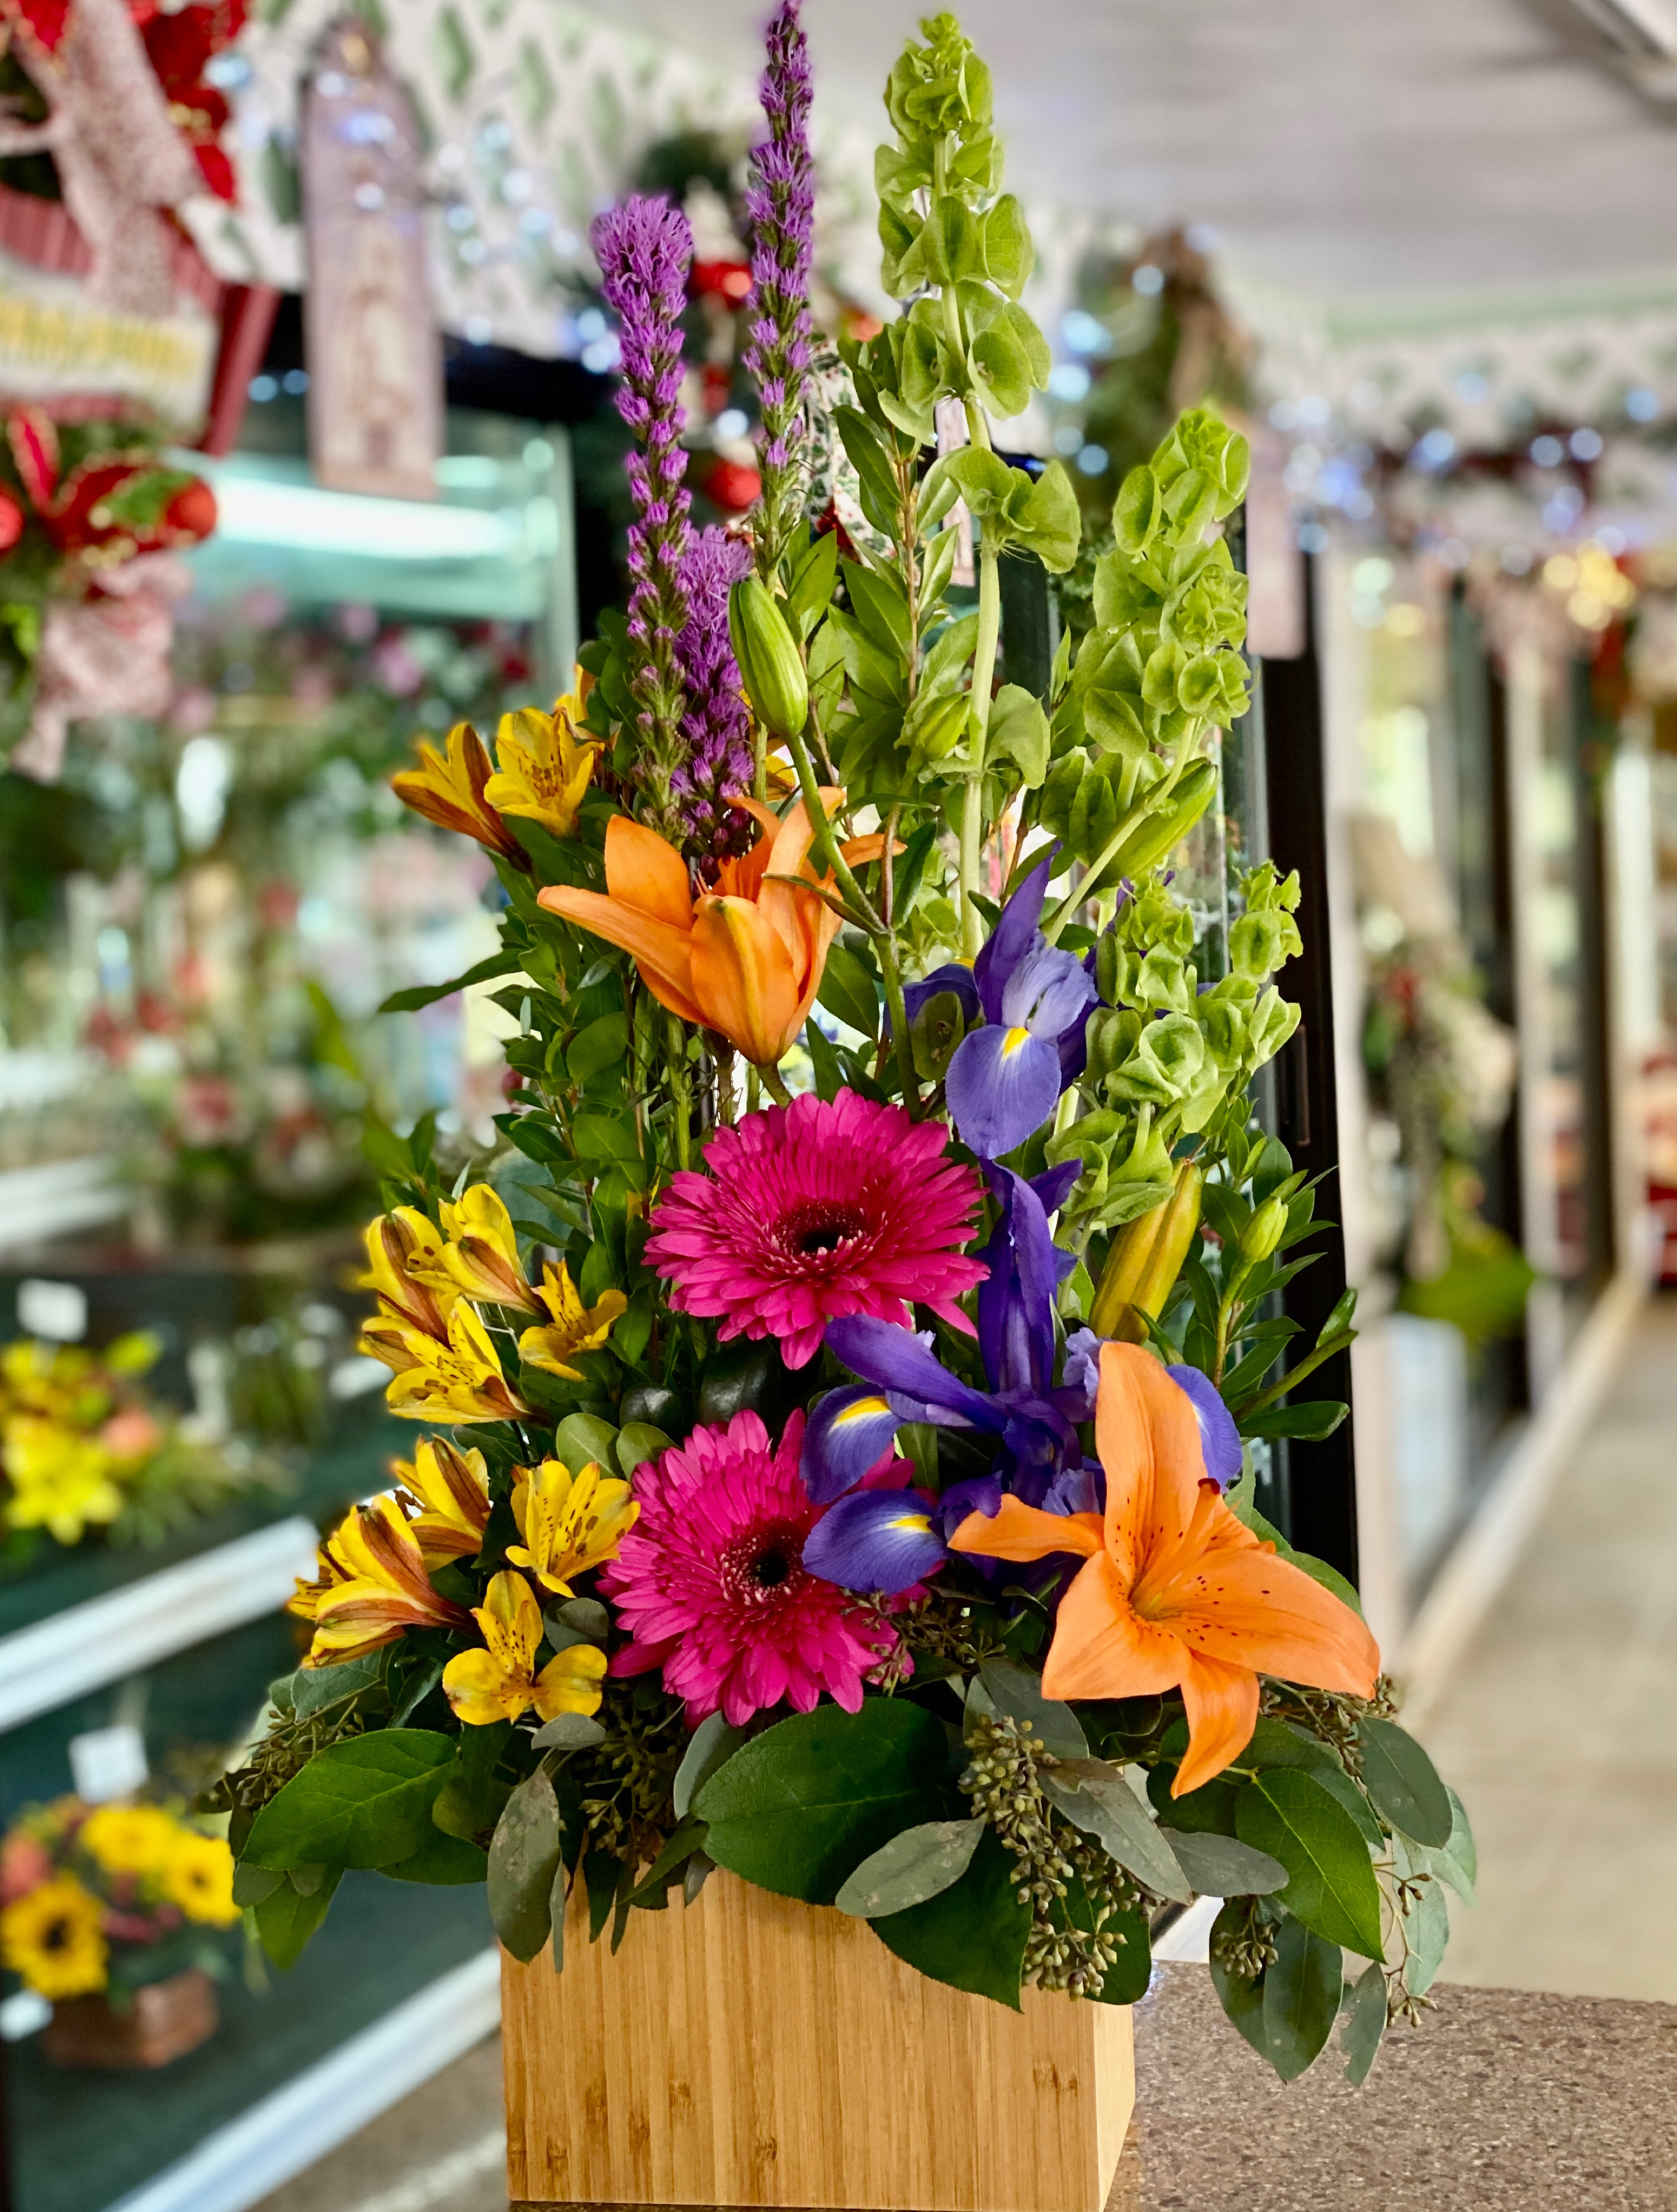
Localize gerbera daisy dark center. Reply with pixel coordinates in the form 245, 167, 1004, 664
779, 1200, 873, 1259
721, 1520, 809, 1606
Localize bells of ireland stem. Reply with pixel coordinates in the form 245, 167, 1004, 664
728, 575, 809, 742
1089, 1159, 1204, 1342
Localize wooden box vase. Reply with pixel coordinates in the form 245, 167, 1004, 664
503, 1872, 1134, 2212
44, 1967, 219, 2069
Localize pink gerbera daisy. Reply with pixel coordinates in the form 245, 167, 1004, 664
599, 1408, 894, 1725
643, 1089, 987, 1369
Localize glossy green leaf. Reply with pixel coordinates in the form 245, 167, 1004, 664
696, 1701, 945, 1905
1239, 1400, 1348, 1442
871, 1827, 1029, 2008
567, 1013, 629, 1084
378, 950, 522, 1015
1358, 1718, 1453, 1848
836, 1816, 987, 1916
243, 1731, 454, 1872
253, 1867, 343, 1969
487, 1768, 562, 1963
383, 1829, 490, 1884
1236, 1770, 1384, 1959
1206, 1901, 1268, 2059
552, 1412, 619, 1476
817, 942, 882, 1041
615, 1422, 673, 1476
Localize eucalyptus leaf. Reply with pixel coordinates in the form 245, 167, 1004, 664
530, 1713, 607, 1752
1236, 1770, 1384, 1960
1158, 1827, 1288, 1898
835, 1816, 987, 1917
1039, 1762, 1191, 1902
1340, 1959, 1388, 2086
556, 1597, 610, 1641
975, 1656, 1087, 1760
487, 1768, 562, 1964
290, 1650, 386, 1720
673, 1711, 746, 1821
1260, 1913, 1344, 2082
1358, 1717, 1453, 1848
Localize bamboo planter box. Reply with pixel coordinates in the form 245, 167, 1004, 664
503, 1872, 1133, 2212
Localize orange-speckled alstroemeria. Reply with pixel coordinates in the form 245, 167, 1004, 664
483, 681, 601, 841
442, 1570, 607, 1725
303, 1495, 470, 1666
395, 1436, 492, 1565
360, 1209, 458, 1345
381, 1301, 532, 1425
950, 1342, 1379, 1796
537, 790, 888, 1069
506, 1457, 638, 1597
431, 1184, 539, 1312
517, 1261, 627, 1381
392, 720, 526, 862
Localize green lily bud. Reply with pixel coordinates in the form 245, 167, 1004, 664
1239, 1193, 1288, 1265
1102, 757, 1219, 884
728, 577, 808, 741
1089, 1159, 1203, 1342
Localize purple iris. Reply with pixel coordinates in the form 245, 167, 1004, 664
945, 854, 1096, 1160
802, 1460, 946, 1596
1060, 1326, 1243, 1493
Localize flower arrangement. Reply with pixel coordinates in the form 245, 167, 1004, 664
216, 7, 1472, 2087
0, 1333, 281, 1569
0, 1796, 238, 2004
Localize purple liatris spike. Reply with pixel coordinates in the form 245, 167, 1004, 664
743, 0, 815, 576
670, 526, 757, 866
591, 194, 695, 827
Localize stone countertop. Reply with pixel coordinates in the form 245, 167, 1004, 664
1117, 1964, 1677, 2210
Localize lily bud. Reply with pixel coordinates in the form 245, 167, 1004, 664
1239, 1193, 1288, 1265
728, 576, 809, 741
1102, 758, 1219, 884
1089, 1159, 1203, 1342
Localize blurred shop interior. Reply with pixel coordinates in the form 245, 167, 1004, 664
2, 1, 1677, 2210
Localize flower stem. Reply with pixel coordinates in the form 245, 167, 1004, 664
665, 1012, 693, 1169
781, 718, 882, 931
756, 1059, 794, 1105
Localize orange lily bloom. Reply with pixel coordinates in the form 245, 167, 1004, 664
950, 1343, 1378, 1796
392, 720, 526, 863
537, 790, 888, 1069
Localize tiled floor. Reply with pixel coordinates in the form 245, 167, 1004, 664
253, 1295, 1677, 2208
1418, 1294, 1677, 2002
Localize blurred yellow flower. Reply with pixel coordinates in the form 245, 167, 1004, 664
518, 1263, 627, 1382
78, 1804, 178, 1878
508, 1459, 638, 1598
306, 1494, 471, 1666
392, 720, 525, 860
442, 1571, 606, 1726
434, 1184, 538, 1311
105, 1331, 163, 1377
1, 1876, 106, 1999
3, 1416, 123, 1544
483, 685, 603, 841
381, 1303, 532, 1425
163, 1833, 239, 1926
395, 1436, 492, 1566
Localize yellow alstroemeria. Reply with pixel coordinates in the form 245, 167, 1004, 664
2, 1416, 123, 1544
392, 720, 527, 861
507, 1458, 638, 1598
430, 1184, 538, 1311
442, 1570, 607, 1726
517, 1261, 628, 1381
483, 681, 603, 841
396, 1436, 492, 1565
306, 1494, 470, 1666
359, 1209, 459, 1346
288, 1538, 350, 1622
382, 1300, 532, 1425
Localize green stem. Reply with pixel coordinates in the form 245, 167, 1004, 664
782, 718, 882, 932
1040, 729, 1198, 944
876, 931, 920, 1118
756, 1060, 794, 1106
665, 1012, 693, 1171
1235, 1334, 1354, 1420
960, 523, 1001, 960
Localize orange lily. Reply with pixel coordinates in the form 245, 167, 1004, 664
950, 1343, 1378, 1796
392, 720, 527, 863
537, 790, 888, 1068
303, 1495, 470, 1666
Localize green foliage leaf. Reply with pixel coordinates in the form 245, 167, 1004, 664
817, 941, 883, 1041
987, 683, 1050, 787
1236, 1771, 1384, 1959
1239, 1401, 1348, 1442
244, 1731, 454, 1872
1358, 1719, 1453, 1848
1013, 461, 1080, 573
1261, 1914, 1345, 2081
552, 1412, 619, 1475
568, 1013, 629, 1084
615, 1422, 672, 1475
487, 1768, 562, 1963
383, 1829, 490, 1884
1340, 1959, 1388, 2085
871, 1827, 1030, 2008
378, 950, 523, 1015
1158, 1828, 1288, 1897
695, 1701, 945, 1905
836, 1816, 987, 1916
253, 1867, 343, 1969
673, 1711, 746, 1821
290, 1651, 386, 1720
432, 1718, 514, 1841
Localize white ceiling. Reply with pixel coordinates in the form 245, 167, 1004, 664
599, 0, 1677, 315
